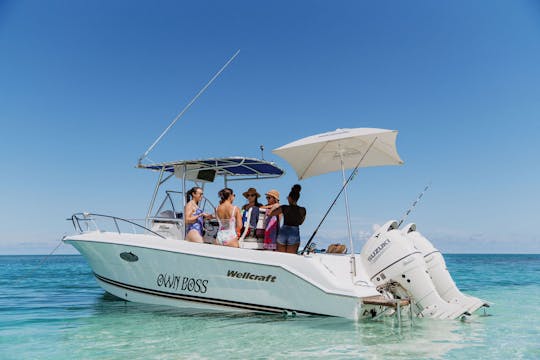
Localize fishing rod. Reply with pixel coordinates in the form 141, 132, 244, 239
397, 182, 431, 228
138, 49, 241, 165
301, 137, 378, 255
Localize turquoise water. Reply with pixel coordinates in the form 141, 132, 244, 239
1, 254, 539, 359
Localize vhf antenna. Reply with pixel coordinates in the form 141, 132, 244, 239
260, 145, 265, 160
397, 182, 431, 228
138, 49, 241, 165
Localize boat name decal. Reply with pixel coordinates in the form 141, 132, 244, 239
367, 239, 391, 263
156, 273, 208, 294
227, 270, 276, 283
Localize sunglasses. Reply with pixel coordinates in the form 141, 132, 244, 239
247, 194, 257, 197
266, 196, 275, 200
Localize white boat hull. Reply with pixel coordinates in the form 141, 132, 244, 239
64, 232, 382, 320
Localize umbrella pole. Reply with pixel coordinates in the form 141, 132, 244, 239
301, 137, 378, 256
339, 149, 356, 277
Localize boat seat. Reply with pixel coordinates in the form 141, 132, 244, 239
153, 210, 183, 223
150, 210, 183, 239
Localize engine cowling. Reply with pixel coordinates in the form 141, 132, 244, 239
402, 223, 487, 314
360, 220, 468, 320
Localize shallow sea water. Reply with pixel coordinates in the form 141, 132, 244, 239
1, 254, 539, 359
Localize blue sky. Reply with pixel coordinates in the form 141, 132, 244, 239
1, 0, 539, 254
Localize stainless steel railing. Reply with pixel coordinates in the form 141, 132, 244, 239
69, 212, 165, 239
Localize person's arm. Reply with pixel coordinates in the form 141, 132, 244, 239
213, 206, 220, 221
235, 206, 243, 236
203, 212, 214, 219
267, 204, 282, 217
298, 207, 306, 225
185, 203, 201, 223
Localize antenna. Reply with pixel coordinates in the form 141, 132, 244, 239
260, 145, 265, 160
138, 49, 241, 165
397, 182, 431, 228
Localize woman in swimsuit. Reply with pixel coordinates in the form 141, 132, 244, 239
184, 187, 209, 243
215, 188, 242, 248
269, 184, 306, 254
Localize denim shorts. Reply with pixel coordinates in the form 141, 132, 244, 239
277, 225, 300, 246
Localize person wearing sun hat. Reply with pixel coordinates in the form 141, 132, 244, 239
241, 188, 263, 234
264, 190, 280, 203
261, 189, 281, 250
242, 188, 262, 209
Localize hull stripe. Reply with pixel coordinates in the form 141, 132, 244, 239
94, 273, 329, 316
66, 239, 358, 298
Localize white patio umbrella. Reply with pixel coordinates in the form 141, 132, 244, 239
272, 128, 403, 180
272, 128, 403, 272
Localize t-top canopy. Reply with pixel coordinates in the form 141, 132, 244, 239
138, 157, 285, 179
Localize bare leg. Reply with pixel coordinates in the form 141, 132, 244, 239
186, 230, 204, 243
276, 243, 287, 252
286, 243, 300, 254
225, 239, 240, 248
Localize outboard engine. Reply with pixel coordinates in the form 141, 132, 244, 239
402, 223, 487, 314
360, 220, 468, 320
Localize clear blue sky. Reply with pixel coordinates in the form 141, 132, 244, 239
1, 0, 539, 254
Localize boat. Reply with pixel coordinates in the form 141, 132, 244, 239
63, 52, 488, 321
63, 128, 488, 321
64, 155, 389, 319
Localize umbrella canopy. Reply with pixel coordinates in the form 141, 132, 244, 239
272, 128, 403, 180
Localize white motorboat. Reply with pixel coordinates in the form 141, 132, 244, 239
63, 128, 488, 321
64, 155, 391, 319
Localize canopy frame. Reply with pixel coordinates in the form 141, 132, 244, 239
139, 157, 285, 234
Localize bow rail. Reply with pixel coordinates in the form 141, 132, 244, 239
69, 213, 166, 239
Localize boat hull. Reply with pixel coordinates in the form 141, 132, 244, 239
64, 232, 380, 320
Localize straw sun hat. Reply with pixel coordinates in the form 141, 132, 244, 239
242, 188, 261, 199
265, 189, 280, 201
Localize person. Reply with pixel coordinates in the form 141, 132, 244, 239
184, 187, 210, 243
269, 184, 306, 254
241, 187, 263, 236
215, 188, 242, 248
261, 189, 281, 250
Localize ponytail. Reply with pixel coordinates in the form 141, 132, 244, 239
289, 184, 301, 202
186, 187, 202, 203
218, 188, 234, 204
